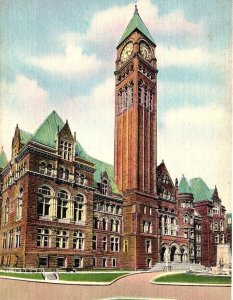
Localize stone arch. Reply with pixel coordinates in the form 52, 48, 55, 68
180, 245, 189, 262
169, 242, 180, 262
160, 243, 169, 262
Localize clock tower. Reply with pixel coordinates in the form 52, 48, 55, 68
114, 6, 159, 269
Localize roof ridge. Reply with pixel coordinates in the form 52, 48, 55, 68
117, 7, 155, 47
0, 147, 8, 168
32, 110, 65, 148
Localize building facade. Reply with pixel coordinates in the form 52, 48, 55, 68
0, 7, 229, 270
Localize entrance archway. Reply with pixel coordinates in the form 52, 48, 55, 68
180, 248, 185, 262
160, 247, 166, 262
180, 246, 188, 262
170, 246, 176, 262
160, 244, 169, 262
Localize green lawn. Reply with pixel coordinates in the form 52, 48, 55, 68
0, 272, 43, 280
155, 273, 231, 284
59, 272, 128, 282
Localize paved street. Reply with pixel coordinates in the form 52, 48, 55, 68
0, 272, 231, 300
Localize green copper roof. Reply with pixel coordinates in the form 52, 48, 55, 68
190, 178, 213, 202
0, 148, 8, 168
32, 111, 65, 148
28, 110, 119, 194
179, 175, 192, 193
20, 130, 33, 145
226, 213, 232, 227
75, 142, 120, 194
117, 8, 155, 47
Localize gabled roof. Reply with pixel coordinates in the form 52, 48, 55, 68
156, 160, 175, 189
190, 178, 213, 202
179, 175, 192, 194
20, 130, 33, 145
0, 148, 8, 168
11, 110, 120, 194
32, 111, 64, 148
75, 142, 119, 194
117, 6, 155, 47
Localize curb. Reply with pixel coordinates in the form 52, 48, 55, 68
150, 272, 232, 287
0, 271, 143, 286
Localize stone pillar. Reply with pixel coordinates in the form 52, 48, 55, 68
167, 216, 171, 235
67, 200, 74, 222
161, 215, 165, 235
50, 197, 57, 219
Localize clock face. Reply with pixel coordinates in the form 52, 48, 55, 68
140, 42, 151, 60
121, 42, 133, 63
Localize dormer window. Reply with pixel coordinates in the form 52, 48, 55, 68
39, 162, 46, 174
102, 179, 109, 195
60, 140, 72, 161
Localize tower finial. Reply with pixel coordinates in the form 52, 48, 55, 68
135, 4, 138, 14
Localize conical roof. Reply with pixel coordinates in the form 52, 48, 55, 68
32, 111, 65, 148
179, 175, 192, 194
117, 6, 155, 47
0, 148, 8, 168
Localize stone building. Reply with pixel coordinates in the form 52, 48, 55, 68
0, 7, 229, 270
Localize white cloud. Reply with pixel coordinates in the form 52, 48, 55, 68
157, 46, 223, 68
158, 105, 231, 211
27, 39, 103, 79
56, 77, 115, 164
83, 0, 203, 47
0, 75, 52, 158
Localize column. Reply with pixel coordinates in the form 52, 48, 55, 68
161, 215, 165, 235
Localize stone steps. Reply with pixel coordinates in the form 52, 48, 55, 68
151, 262, 209, 272
44, 272, 58, 281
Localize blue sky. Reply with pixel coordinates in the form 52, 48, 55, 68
0, 0, 231, 210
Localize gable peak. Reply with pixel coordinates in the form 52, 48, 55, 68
117, 5, 155, 48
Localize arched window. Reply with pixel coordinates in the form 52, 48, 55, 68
57, 190, 68, 219
58, 167, 64, 179
115, 220, 120, 232
67, 143, 72, 161
80, 174, 86, 185
118, 90, 122, 113
39, 162, 46, 174
184, 215, 189, 224
144, 84, 148, 108
65, 169, 69, 181
128, 82, 134, 106
149, 90, 153, 111
94, 216, 99, 229
4, 198, 9, 224
123, 239, 128, 252
16, 188, 23, 220
124, 85, 128, 108
47, 164, 52, 176
148, 221, 152, 233
74, 194, 84, 222
102, 218, 107, 230
37, 186, 51, 217
162, 189, 166, 199
110, 219, 114, 231
138, 80, 143, 104
102, 179, 108, 195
